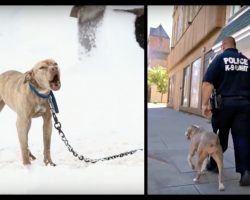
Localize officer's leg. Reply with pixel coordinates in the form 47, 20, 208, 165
231, 101, 250, 186
211, 110, 219, 133
208, 127, 230, 172
207, 110, 230, 172
231, 108, 249, 173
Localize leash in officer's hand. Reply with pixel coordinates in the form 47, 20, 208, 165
48, 94, 143, 164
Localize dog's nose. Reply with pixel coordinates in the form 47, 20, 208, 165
51, 66, 59, 73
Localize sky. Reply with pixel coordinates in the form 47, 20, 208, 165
147, 6, 173, 40
0, 6, 144, 194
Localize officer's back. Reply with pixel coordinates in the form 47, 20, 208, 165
205, 45, 250, 98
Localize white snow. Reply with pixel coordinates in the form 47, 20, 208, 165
0, 6, 144, 194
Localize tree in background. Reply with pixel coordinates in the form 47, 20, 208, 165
148, 65, 168, 103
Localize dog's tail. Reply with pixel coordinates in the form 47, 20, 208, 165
216, 136, 221, 145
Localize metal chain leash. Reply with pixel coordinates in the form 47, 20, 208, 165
48, 97, 143, 164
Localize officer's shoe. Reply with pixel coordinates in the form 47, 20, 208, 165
206, 160, 219, 173
239, 170, 250, 186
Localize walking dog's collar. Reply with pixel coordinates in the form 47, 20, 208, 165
29, 82, 59, 113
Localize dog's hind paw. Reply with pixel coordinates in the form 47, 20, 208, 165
188, 163, 195, 170
219, 183, 225, 191
193, 178, 199, 182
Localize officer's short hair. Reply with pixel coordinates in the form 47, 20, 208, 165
222, 36, 236, 47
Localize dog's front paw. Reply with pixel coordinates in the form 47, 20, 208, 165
23, 161, 31, 165
219, 183, 225, 191
29, 151, 36, 160
44, 159, 56, 166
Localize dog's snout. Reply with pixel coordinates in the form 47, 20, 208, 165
50, 66, 59, 73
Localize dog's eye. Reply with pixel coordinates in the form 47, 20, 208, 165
54, 62, 58, 66
39, 66, 47, 70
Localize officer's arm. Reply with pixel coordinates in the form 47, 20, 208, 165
202, 81, 214, 118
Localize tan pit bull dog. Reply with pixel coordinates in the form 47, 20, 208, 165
185, 125, 225, 191
0, 59, 61, 166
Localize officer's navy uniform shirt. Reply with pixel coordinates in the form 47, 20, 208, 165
203, 48, 250, 97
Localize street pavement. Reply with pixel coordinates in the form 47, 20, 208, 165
148, 103, 250, 194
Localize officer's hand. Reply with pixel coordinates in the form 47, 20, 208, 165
202, 104, 212, 118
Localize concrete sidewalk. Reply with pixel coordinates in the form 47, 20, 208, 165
148, 103, 250, 194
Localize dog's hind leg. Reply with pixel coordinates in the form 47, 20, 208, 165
201, 156, 209, 174
187, 146, 196, 170
211, 149, 225, 191
193, 151, 207, 182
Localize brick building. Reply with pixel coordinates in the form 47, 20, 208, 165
148, 24, 170, 68
148, 24, 170, 103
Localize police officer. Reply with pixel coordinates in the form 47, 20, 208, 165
202, 36, 250, 186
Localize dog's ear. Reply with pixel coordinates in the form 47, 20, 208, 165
23, 70, 33, 83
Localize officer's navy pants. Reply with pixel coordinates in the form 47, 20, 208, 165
217, 98, 250, 174
209, 109, 229, 168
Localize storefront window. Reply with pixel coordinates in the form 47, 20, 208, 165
182, 66, 190, 107
190, 58, 201, 108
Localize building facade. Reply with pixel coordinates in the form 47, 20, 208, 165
148, 24, 170, 68
167, 5, 250, 116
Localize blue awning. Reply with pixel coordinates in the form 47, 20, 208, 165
214, 8, 250, 45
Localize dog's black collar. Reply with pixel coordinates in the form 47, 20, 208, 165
29, 82, 59, 113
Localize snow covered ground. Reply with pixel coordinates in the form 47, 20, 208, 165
0, 6, 144, 194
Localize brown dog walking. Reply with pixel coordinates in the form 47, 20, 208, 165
185, 125, 225, 191
0, 59, 60, 166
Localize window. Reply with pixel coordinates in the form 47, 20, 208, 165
183, 7, 188, 32
176, 7, 183, 41
168, 75, 175, 105
181, 66, 191, 107
187, 6, 192, 25
190, 58, 201, 108
230, 5, 242, 17
204, 50, 216, 75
